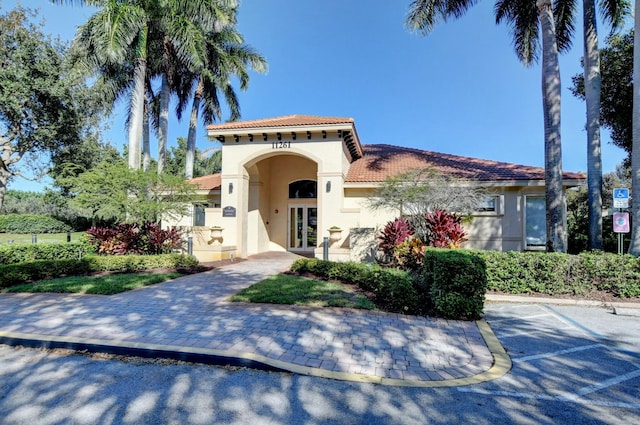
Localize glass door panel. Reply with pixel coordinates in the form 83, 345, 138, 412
306, 207, 317, 249
289, 207, 303, 249
288, 205, 317, 251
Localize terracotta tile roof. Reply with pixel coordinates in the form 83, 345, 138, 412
206, 115, 355, 131
346, 144, 585, 183
189, 173, 221, 190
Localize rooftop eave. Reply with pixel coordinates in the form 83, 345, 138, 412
343, 178, 585, 189
207, 122, 355, 138
207, 122, 364, 161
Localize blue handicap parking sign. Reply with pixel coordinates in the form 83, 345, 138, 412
613, 188, 630, 208
614, 188, 629, 199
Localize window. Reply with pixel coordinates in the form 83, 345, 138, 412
525, 197, 546, 247
289, 180, 317, 199
473, 195, 503, 215
194, 204, 206, 226
478, 197, 497, 212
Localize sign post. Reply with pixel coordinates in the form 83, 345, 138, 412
613, 188, 630, 254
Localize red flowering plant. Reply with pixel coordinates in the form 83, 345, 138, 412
378, 217, 414, 265
425, 210, 467, 248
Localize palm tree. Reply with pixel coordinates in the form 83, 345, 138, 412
629, 3, 640, 256
177, 24, 267, 180
582, 0, 628, 250
150, 1, 236, 174
56, 0, 233, 171
407, 0, 575, 252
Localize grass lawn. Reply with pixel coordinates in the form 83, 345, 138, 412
1, 272, 183, 295
0, 232, 86, 245
230, 273, 377, 310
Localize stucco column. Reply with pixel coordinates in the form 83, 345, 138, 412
317, 171, 345, 246
220, 172, 249, 258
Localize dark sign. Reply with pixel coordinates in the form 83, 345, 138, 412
222, 206, 236, 217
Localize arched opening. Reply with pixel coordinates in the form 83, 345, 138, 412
242, 154, 318, 255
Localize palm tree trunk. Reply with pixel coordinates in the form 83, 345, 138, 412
628, 2, 640, 256
128, 26, 148, 170
143, 92, 151, 172
158, 36, 171, 175
537, 0, 566, 253
185, 77, 204, 180
583, 0, 603, 250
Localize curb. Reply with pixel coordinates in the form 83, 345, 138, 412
613, 307, 640, 317
485, 294, 640, 311
0, 320, 511, 387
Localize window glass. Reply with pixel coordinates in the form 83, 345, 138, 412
525, 197, 546, 246
289, 180, 317, 199
194, 204, 206, 226
478, 197, 497, 212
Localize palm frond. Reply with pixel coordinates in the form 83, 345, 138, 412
553, 0, 577, 53
598, 0, 631, 32
406, 0, 479, 35
495, 0, 539, 65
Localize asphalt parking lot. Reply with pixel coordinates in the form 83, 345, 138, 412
0, 302, 638, 425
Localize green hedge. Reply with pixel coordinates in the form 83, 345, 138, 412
0, 242, 92, 266
476, 250, 640, 298
422, 249, 488, 320
290, 259, 420, 314
0, 254, 199, 288
0, 214, 71, 233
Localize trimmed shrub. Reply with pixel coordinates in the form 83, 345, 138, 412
475, 250, 640, 298
0, 242, 92, 266
0, 254, 199, 288
290, 259, 420, 314
422, 249, 488, 320
0, 214, 71, 233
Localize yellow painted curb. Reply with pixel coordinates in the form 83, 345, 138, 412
0, 320, 511, 387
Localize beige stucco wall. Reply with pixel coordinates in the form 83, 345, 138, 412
165, 124, 571, 261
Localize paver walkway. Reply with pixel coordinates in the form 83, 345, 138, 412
0, 252, 504, 385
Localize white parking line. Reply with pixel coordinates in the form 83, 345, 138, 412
541, 305, 606, 340
496, 326, 575, 339
576, 368, 640, 397
513, 344, 604, 363
488, 313, 552, 324
457, 387, 640, 410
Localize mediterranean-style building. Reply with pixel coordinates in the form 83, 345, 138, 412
166, 115, 584, 262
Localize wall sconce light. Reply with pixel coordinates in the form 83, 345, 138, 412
216, 136, 225, 142
277, 132, 282, 141
233, 135, 240, 143
262, 133, 268, 141
248, 134, 254, 142
228, 182, 233, 194
306, 131, 312, 140
338, 130, 342, 138
322, 130, 327, 139
291, 132, 297, 140
326, 181, 331, 193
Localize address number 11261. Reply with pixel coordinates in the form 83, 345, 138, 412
272, 141, 291, 149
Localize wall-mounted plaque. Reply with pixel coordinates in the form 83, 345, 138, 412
223, 206, 236, 217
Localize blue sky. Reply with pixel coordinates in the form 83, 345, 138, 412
5, 0, 629, 192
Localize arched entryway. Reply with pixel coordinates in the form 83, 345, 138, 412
244, 153, 319, 255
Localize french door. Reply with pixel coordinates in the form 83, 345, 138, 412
288, 205, 318, 252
